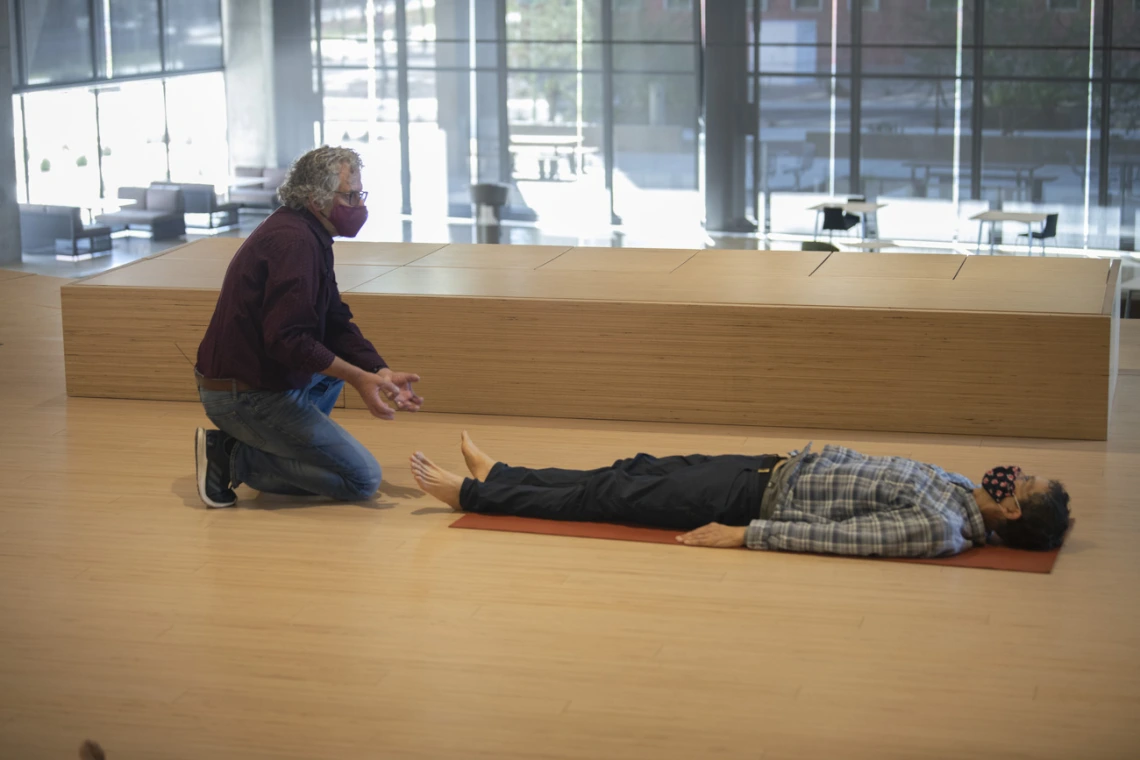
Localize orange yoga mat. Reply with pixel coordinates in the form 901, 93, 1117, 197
450, 514, 1069, 573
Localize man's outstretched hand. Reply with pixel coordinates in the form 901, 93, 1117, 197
676, 522, 747, 549
352, 368, 423, 420
376, 368, 423, 412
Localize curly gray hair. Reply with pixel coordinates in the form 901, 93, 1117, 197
277, 146, 364, 210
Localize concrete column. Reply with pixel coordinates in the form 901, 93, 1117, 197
272, 0, 322, 169
435, 0, 473, 216
704, 0, 754, 233
223, 0, 277, 172
0, 0, 22, 264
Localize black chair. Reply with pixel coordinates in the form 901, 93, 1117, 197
821, 206, 861, 241
1018, 213, 1058, 255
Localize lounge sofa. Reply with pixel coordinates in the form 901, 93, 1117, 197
19, 204, 113, 258
152, 182, 241, 230
95, 186, 187, 240
228, 166, 288, 210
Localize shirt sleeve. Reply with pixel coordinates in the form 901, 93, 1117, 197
260, 233, 337, 375
324, 272, 387, 371
745, 510, 962, 558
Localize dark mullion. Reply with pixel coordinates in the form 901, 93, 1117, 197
970, 0, 984, 201
495, 0, 510, 184
93, 89, 105, 198
602, 0, 617, 225
161, 78, 171, 180
157, 0, 167, 71
314, 0, 323, 145
1098, 0, 1111, 207
850, 0, 862, 196
19, 95, 30, 201
752, 0, 761, 227
396, 0, 411, 214
87, 0, 99, 79
692, 0, 701, 200
13, 0, 26, 86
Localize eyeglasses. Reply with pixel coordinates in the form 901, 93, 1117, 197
334, 190, 368, 206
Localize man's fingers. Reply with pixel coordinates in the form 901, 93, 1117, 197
677, 529, 709, 545
676, 523, 724, 547
368, 395, 395, 420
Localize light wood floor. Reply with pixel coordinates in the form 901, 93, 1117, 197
2, 272, 1140, 759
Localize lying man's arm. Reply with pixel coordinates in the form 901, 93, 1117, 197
679, 510, 964, 558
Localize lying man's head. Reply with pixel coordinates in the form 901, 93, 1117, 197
976, 467, 1070, 550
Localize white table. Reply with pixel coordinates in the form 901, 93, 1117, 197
970, 210, 1050, 255
808, 201, 887, 241
509, 135, 595, 180
839, 239, 898, 251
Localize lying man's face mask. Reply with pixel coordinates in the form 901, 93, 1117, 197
981, 465, 1022, 503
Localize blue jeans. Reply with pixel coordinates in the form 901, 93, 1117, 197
198, 374, 382, 501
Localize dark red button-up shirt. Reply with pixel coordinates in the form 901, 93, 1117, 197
196, 207, 386, 391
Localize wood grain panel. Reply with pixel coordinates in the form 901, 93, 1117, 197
407, 243, 572, 269
813, 251, 965, 279
157, 237, 244, 260
347, 266, 1104, 314
60, 246, 1118, 438
62, 286, 217, 401
673, 249, 829, 277
330, 241, 448, 266
539, 247, 699, 273
343, 294, 1111, 439
956, 255, 1112, 283
75, 258, 394, 293
0, 268, 34, 282
157, 239, 445, 266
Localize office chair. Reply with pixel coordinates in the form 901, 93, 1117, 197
1018, 213, 1058, 255
821, 206, 861, 241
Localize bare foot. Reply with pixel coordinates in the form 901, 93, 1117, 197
409, 451, 465, 510
460, 430, 497, 481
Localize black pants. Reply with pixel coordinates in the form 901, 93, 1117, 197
459, 453, 783, 531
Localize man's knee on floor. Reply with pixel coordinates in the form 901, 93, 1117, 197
342, 457, 383, 500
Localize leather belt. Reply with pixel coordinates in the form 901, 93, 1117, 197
194, 370, 255, 393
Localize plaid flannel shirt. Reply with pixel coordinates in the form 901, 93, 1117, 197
746, 444, 987, 558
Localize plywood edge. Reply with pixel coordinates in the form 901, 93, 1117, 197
1107, 260, 1122, 418
1104, 259, 1122, 316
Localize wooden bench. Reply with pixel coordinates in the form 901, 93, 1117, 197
61, 239, 1123, 440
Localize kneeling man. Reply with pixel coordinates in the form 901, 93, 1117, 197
410, 433, 1070, 557
194, 146, 422, 508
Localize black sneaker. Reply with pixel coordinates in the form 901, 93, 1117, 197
195, 428, 237, 508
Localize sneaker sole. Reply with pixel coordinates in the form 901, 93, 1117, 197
195, 427, 236, 508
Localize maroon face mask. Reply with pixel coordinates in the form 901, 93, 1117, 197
328, 202, 368, 237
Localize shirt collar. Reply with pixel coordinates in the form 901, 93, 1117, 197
288, 206, 335, 250
962, 492, 989, 546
